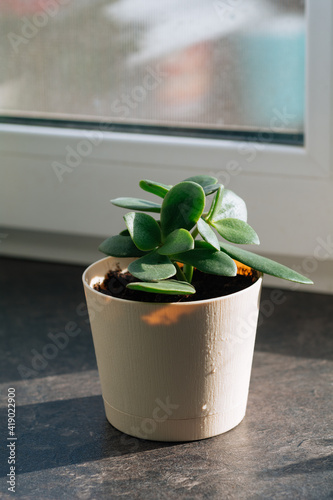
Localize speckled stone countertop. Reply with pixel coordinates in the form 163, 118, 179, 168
0, 258, 332, 499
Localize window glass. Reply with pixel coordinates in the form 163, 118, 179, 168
0, 0, 305, 137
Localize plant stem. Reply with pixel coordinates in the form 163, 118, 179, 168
183, 264, 194, 283
174, 262, 188, 282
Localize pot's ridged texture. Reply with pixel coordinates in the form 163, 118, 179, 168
83, 257, 262, 442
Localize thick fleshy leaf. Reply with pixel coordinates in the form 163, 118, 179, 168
194, 240, 218, 250
111, 197, 161, 213
139, 179, 172, 198
119, 229, 130, 236
219, 242, 314, 284
212, 218, 260, 245
128, 252, 176, 281
183, 175, 220, 195
212, 189, 247, 222
197, 218, 220, 250
203, 183, 222, 196
127, 280, 196, 295
158, 228, 194, 255
124, 212, 161, 251
171, 249, 237, 276
98, 235, 147, 257
160, 181, 205, 238
183, 175, 218, 189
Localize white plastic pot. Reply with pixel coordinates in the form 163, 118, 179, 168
83, 256, 262, 442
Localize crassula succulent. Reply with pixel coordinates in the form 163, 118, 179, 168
99, 175, 313, 295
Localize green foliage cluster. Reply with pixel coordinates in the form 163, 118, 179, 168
99, 175, 313, 295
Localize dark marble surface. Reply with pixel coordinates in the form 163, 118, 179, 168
0, 257, 332, 499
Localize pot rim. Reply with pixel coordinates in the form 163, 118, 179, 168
83, 256, 263, 306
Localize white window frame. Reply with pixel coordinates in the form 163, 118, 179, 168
0, 0, 332, 270
1, 1, 332, 176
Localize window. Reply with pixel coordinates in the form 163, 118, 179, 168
0, 0, 332, 273
2, 0, 305, 142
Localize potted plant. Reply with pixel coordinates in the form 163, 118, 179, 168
82, 175, 312, 442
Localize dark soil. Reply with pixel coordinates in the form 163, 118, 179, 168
93, 266, 259, 303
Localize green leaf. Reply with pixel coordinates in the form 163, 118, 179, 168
160, 181, 205, 238
98, 235, 147, 257
172, 249, 237, 276
183, 175, 218, 189
197, 218, 220, 250
119, 229, 130, 236
127, 280, 196, 295
158, 228, 194, 255
128, 252, 176, 281
212, 189, 247, 222
212, 218, 260, 245
194, 240, 218, 250
124, 212, 161, 251
219, 242, 314, 284
207, 185, 224, 221
139, 179, 172, 198
203, 184, 222, 196
111, 197, 161, 213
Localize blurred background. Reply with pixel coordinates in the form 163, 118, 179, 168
0, 0, 305, 134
